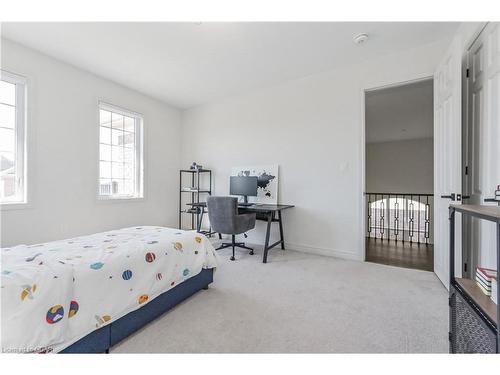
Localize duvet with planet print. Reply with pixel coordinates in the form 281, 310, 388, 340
1, 226, 218, 353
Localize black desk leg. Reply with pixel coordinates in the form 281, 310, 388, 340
197, 209, 204, 233
263, 212, 273, 263
278, 210, 285, 250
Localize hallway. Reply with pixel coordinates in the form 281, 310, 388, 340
365, 237, 434, 272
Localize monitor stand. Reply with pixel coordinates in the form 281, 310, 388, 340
239, 195, 254, 207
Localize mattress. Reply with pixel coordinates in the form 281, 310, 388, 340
1, 226, 218, 353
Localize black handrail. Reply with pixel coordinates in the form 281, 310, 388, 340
365, 192, 435, 196
365, 192, 434, 245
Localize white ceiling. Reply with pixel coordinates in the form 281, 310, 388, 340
365, 78, 433, 143
1, 22, 458, 109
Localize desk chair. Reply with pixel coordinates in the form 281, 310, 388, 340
206, 196, 256, 261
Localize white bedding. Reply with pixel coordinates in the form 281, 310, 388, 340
1, 226, 218, 353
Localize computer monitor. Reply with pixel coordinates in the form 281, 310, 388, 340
230, 176, 258, 206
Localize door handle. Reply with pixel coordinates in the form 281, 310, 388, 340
440, 193, 456, 201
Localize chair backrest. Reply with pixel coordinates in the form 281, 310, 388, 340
206, 196, 238, 234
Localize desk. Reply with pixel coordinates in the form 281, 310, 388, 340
239, 204, 294, 263
186, 202, 294, 263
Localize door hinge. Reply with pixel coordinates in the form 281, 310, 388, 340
464, 263, 468, 273
465, 165, 469, 175
466, 68, 470, 78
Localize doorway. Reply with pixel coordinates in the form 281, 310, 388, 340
364, 78, 434, 272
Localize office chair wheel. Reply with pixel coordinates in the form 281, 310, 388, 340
249, 250, 254, 255
230, 256, 235, 261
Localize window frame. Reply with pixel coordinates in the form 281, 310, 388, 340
0, 70, 27, 207
97, 101, 144, 201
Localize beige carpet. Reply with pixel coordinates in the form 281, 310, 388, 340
112, 244, 448, 353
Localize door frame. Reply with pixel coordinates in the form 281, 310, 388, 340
461, 22, 497, 277
461, 22, 489, 278
360, 75, 434, 262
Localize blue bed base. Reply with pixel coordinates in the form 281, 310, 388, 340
61, 268, 214, 353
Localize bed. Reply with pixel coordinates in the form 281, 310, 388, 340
1, 226, 218, 353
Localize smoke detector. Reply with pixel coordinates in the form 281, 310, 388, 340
353, 33, 369, 45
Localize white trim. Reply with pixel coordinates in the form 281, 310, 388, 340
285, 242, 361, 261
96, 100, 144, 200
0, 202, 32, 211
0, 69, 28, 206
464, 22, 489, 52
96, 196, 145, 204
98, 100, 143, 119
0, 70, 27, 85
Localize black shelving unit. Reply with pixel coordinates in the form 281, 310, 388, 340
449, 204, 500, 353
178, 168, 212, 234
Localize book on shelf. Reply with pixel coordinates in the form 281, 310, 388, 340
474, 267, 498, 297
476, 280, 492, 296
477, 267, 497, 281
476, 272, 491, 286
475, 275, 492, 291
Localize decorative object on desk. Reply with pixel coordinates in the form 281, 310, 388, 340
190, 162, 203, 171
475, 267, 497, 296
231, 164, 279, 204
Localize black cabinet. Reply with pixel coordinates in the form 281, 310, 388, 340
450, 284, 497, 353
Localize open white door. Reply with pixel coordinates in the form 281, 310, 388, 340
434, 36, 463, 288
464, 23, 500, 272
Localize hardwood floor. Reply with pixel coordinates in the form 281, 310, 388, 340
365, 237, 433, 272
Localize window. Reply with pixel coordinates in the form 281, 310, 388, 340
98, 102, 143, 199
0, 71, 26, 205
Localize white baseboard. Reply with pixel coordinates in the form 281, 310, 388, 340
285, 242, 361, 261
207, 233, 362, 262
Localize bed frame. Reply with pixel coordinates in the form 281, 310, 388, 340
60, 268, 214, 353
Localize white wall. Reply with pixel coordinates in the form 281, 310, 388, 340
181, 38, 451, 261
0, 39, 182, 247
366, 138, 433, 194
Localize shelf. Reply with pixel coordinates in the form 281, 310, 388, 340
178, 168, 212, 231
450, 204, 500, 222
180, 208, 203, 214
455, 278, 497, 324
180, 169, 211, 173
198, 229, 217, 236
484, 198, 500, 205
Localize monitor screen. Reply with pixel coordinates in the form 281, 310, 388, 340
230, 176, 258, 197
